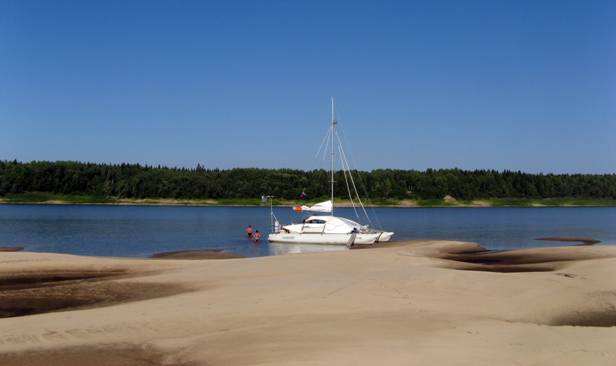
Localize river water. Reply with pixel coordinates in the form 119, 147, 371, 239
0, 205, 614, 257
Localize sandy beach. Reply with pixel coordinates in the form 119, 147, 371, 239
1, 240, 616, 365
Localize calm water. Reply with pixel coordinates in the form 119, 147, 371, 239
0, 205, 615, 257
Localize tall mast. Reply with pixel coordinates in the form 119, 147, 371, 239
330, 96, 336, 215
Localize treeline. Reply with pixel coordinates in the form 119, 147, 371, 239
1, 160, 615, 200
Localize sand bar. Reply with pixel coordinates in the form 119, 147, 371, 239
1, 240, 616, 365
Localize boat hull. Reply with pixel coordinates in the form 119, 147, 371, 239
268, 232, 379, 246
375, 231, 394, 242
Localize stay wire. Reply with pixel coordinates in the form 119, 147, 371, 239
335, 123, 384, 230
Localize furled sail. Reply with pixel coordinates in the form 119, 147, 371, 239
294, 200, 332, 213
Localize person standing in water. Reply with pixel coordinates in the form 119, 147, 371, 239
245, 225, 253, 239
253, 230, 261, 242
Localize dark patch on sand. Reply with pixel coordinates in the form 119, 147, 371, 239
548, 291, 616, 327
0, 270, 188, 318
0, 269, 129, 291
536, 236, 601, 245
549, 310, 616, 327
438, 250, 561, 272
151, 249, 244, 260
0, 343, 200, 366
435, 243, 612, 273
452, 264, 557, 273
0, 246, 24, 252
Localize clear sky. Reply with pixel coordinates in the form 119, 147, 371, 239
1, 0, 614, 173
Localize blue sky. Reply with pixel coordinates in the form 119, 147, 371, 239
1, 0, 614, 173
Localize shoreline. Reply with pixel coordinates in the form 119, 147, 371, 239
4, 236, 607, 260
2, 196, 616, 208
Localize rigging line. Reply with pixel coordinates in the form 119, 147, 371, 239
342, 150, 371, 224
334, 126, 369, 222
315, 125, 332, 160
338, 143, 359, 218
335, 124, 384, 229
335, 130, 371, 224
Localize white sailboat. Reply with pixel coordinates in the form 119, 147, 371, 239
268, 98, 394, 247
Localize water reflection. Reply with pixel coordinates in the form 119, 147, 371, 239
268, 243, 348, 256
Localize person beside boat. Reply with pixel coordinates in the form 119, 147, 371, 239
245, 225, 253, 239
253, 230, 261, 242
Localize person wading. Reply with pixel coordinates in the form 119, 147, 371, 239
253, 230, 261, 242
245, 225, 253, 239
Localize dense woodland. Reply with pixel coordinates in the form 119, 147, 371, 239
1, 160, 615, 200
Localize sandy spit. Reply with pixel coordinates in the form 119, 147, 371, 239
1, 241, 616, 365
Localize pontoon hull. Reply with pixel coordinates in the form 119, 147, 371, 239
268, 232, 379, 246
376, 231, 394, 242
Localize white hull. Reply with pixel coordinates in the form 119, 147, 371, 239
268, 232, 379, 246
375, 231, 394, 242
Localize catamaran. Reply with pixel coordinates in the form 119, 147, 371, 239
268, 98, 394, 247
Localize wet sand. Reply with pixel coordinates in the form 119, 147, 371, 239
0, 247, 23, 252
0, 343, 199, 366
536, 236, 602, 245
1, 241, 616, 365
151, 249, 244, 260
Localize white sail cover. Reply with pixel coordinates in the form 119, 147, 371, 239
299, 200, 332, 213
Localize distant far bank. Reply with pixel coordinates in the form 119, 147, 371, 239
2, 193, 616, 208
2, 161, 615, 207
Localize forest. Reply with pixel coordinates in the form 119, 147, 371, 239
1, 160, 615, 201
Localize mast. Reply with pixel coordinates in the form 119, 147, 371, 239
330, 96, 336, 216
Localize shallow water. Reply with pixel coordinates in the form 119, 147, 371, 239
0, 205, 614, 257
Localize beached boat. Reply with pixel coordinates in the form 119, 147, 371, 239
268, 98, 394, 247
